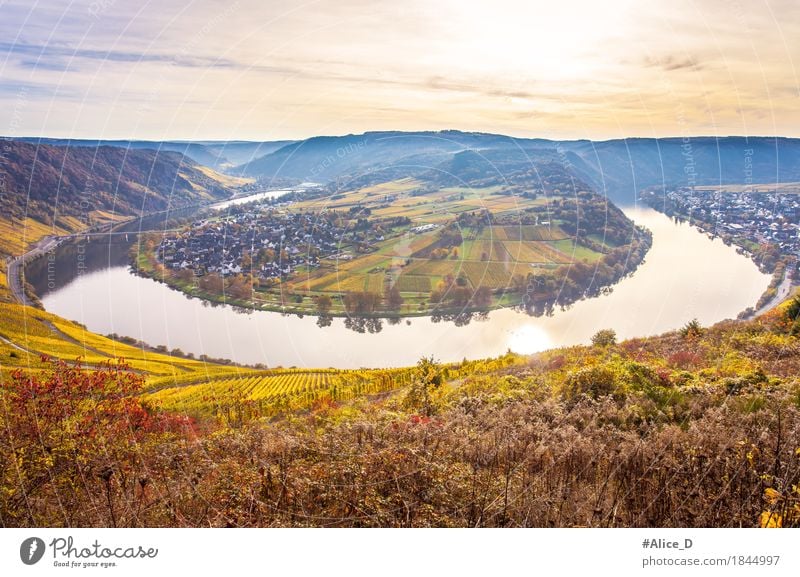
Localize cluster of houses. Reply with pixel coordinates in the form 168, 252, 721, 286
656, 187, 800, 272
410, 223, 438, 234
157, 209, 361, 282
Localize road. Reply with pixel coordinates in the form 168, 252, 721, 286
7, 235, 61, 306
6, 227, 181, 306
4, 195, 237, 307
750, 274, 796, 319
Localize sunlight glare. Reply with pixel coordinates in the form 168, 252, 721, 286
507, 324, 553, 355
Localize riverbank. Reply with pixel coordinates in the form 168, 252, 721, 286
131, 225, 653, 320
641, 189, 800, 320
7, 220, 125, 307
36, 208, 771, 368
750, 272, 797, 318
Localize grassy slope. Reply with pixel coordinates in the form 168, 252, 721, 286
4, 295, 799, 527
163, 300, 800, 527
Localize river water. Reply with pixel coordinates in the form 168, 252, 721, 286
32, 207, 770, 368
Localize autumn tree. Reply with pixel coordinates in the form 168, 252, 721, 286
343, 291, 381, 314
199, 272, 224, 294
680, 318, 704, 339
227, 274, 253, 301
591, 328, 617, 347
384, 284, 404, 311
315, 294, 333, 315
175, 268, 194, 284
403, 356, 444, 416
0, 358, 188, 526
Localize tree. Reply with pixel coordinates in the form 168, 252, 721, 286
175, 268, 194, 284
227, 274, 252, 300
403, 356, 444, 416
472, 286, 492, 309
384, 284, 404, 311
679, 318, 703, 339
199, 272, 223, 294
315, 294, 333, 315
343, 291, 381, 314
591, 328, 617, 347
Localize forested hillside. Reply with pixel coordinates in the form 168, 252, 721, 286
0, 140, 237, 226
0, 139, 243, 301
234, 131, 800, 206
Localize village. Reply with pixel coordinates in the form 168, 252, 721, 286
644, 187, 800, 275
155, 205, 391, 283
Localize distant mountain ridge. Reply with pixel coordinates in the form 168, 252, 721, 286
232, 131, 800, 205
11, 132, 800, 205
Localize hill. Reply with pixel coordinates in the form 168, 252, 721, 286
0, 139, 246, 302
2, 298, 800, 527
234, 131, 800, 206
564, 136, 800, 203
0, 140, 242, 224
15, 137, 296, 171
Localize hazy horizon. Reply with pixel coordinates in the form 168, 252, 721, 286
6, 130, 800, 144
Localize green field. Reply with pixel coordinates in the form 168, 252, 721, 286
276, 179, 606, 311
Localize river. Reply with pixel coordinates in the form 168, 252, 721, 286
30, 207, 770, 368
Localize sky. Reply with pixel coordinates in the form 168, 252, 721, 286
0, 0, 798, 141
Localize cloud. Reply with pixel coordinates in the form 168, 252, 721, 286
0, 41, 241, 69
643, 55, 703, 72
0, 0, 798, 140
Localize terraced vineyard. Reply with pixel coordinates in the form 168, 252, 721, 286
141, 352, 527, 424
0, 302, 249, 385
144, 367, 415, 423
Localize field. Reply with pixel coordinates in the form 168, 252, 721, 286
460, 261, 520, 289
268, 179, 606, 312
395, 275, 431, 293
490, 225, 568, 241
0, 300, 425, 421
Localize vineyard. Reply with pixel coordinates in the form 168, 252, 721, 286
144, 352, 526, 424
0, 302, 248, 384
144, 368, 414, 423
0, 300, 527, 427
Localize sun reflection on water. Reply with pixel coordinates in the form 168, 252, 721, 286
507, 325, 553, 355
